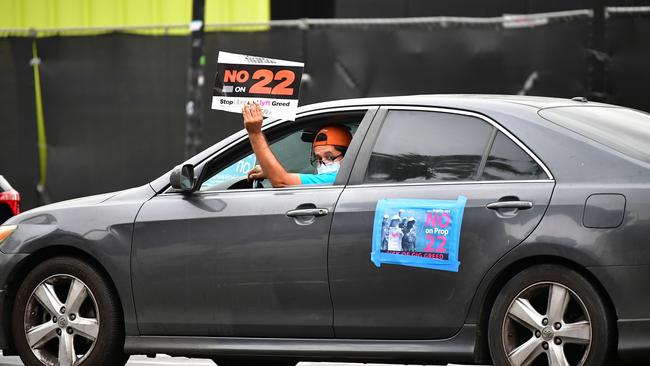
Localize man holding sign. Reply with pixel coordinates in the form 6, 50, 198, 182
214, 51, 352, 187
242, 102, 352, 187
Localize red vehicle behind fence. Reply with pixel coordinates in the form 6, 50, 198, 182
0, 175, 20, 224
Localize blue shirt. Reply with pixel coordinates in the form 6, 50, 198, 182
298, 172, 337, 185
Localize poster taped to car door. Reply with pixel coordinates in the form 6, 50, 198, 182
212, 51, 304, 121
371, 196, 467, 272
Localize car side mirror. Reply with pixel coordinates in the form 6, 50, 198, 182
170, 164, 196, 193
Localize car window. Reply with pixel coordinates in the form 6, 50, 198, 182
199, 120, 360, 191
364, 110, 493, 183
200, 129, 316, 191
480, 132, 548, 181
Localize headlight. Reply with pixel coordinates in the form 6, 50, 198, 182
0, 225, 17, 245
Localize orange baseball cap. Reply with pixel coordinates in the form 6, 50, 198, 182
312, 125, 352, 148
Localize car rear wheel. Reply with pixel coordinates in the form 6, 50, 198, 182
11, 256, 129, 366
488, 264, 611, 366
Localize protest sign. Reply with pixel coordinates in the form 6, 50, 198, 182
371, 196, 467, 272
212, 51, 304, 121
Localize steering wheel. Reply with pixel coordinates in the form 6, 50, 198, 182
251, 178, 265, 189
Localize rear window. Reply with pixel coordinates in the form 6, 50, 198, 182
539, 106, 650, 163
481, 132, 548, 180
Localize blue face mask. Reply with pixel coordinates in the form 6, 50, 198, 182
317, 161, 341, 175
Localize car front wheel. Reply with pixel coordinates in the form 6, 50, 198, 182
11, 256, 128, 366
488, 264, 611, 366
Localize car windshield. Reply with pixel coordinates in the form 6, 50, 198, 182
539, 106, 650, 163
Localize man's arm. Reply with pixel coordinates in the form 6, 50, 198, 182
243, 102, 301, 188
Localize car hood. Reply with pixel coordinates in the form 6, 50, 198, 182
3, 185, 155, 226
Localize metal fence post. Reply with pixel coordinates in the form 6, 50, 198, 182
184, 0, 206, 159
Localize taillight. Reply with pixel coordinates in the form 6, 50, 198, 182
0, 190, 20, 216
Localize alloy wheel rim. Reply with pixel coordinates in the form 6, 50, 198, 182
23, 274, 100, 366
501, 281, 592, 366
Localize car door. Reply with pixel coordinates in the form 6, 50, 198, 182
329, 106, 555, 339
131, 106, 376, 337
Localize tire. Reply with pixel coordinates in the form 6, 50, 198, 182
488, 264, 611, 366
212, 360, 297, 366
11, 256, 129, 366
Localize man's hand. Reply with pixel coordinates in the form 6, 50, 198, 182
247, 164, 266, 181
242, 102, 263, 134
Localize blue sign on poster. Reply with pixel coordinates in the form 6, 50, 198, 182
370, 196, 467, 272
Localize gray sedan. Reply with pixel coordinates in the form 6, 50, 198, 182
1, 95, 649, 366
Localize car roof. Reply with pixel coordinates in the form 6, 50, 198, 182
296, 94, 615, 114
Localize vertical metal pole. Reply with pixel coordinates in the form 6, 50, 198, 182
184, 0, 206, 159
31, 37, 51, 205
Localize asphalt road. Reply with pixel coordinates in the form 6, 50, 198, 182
0, 354, 479, 366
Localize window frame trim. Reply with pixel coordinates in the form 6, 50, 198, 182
349, 105, 554, 186
164, 184, 343, 198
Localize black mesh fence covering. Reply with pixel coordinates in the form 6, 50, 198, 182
0, 12, 648, 209
34, 35, 189, 204
606, 11, 650, 112
303, 18, 591, 104
0, 38, 39, 209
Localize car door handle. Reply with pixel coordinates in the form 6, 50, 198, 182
286, 208, 329, 217
486, 201, 533, 210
